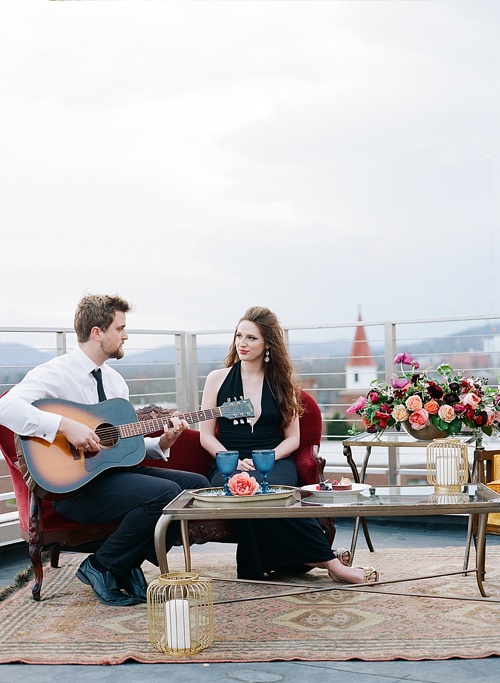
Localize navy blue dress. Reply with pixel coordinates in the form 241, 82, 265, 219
208, 363, 335, 580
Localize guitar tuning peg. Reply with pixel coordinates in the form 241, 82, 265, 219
233, 419, 239, 425
240, 419, 245, 424
240, 396, 243, 400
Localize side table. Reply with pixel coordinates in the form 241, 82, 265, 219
465, 438, 500, 568
342, 430, 495, 561
342, 431, 436, 558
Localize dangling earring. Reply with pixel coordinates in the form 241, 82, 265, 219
264, 349, 270, 363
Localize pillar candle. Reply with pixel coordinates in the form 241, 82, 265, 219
435, 453, 458, 486
165, 599, 191, 649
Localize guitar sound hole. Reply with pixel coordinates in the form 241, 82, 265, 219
95, 423, 120, 448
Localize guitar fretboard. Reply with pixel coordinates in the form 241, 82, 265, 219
118, 408, 223, 438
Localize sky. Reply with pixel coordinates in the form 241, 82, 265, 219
0, 0, 499, 336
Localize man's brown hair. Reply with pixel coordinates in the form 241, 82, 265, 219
74, 294, 131, 343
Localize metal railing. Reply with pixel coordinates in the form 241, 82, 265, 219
2, 312, 500, 544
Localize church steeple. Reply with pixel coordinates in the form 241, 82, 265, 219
345, 310, 377, 391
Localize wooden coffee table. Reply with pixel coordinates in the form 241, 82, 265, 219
154, 483, 500, 598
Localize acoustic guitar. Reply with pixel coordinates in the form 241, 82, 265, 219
17, 397, 254, 496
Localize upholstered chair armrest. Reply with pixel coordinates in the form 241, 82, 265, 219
293, 443, 326, 487
168, 429, 213, 476
136, 403, 213, 477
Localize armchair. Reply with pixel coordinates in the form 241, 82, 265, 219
140, 389, 336, 546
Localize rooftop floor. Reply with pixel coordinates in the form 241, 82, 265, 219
2, 517, 500, 683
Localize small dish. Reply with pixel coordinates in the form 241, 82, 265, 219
300, 483, 371, 498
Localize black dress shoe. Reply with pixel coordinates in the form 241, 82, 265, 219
76, 556, 138, 607
118, 566, 148, 603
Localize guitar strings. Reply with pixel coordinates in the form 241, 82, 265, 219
90, 408, 224, 441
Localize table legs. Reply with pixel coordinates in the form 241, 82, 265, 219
463, 515, 473, 573
475, 513, 488, 597
154, 513, 173, 574
154, 510, 492, 598
462, 510, 489, 597
154, 515, 193, 575
343, 443, 374, 557
464, 450, 491, 575
180, 520, 192, 572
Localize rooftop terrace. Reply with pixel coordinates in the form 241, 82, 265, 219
2, 313, 500, 679
2, 517, 500, 682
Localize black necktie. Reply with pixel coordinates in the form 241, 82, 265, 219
91, 368, 107, 402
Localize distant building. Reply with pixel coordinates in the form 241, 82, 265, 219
345, 312, 377, 393
297, 377, 319, 404
342, 312, 378, 422
484, 335, 500, 354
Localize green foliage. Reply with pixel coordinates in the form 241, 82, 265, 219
326, 413, 351, 440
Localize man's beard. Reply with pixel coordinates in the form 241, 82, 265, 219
101, 342, 124, 360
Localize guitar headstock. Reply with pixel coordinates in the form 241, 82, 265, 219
219, 398, 255, 421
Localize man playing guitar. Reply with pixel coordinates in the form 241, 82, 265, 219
0, 294, 210, 607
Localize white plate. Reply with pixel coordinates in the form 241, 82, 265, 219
189, 485, 296, 505
300, 483, 371, 498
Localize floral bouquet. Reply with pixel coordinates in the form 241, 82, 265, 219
346, 352, 500, 438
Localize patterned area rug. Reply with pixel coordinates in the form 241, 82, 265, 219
2, 545, 500, 664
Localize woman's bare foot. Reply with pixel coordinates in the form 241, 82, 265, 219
306, 559, 379, 584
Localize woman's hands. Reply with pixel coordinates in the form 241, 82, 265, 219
237, 457, 255, 472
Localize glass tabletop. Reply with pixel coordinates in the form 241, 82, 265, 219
292, 483, 500, 510
325, 483, 500, 506
165, 483, 500, 514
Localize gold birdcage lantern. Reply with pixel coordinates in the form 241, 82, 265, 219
147, 572, 215, 656
426, 438, 469, 494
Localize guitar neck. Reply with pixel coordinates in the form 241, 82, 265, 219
119, 407, 223, 438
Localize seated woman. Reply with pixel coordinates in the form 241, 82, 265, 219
200, 305, 378, 585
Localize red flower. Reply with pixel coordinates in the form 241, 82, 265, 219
427, 382, 444, 400
474, 412, 488, 427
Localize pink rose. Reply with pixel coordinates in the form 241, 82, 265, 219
485, 409, 496, 427
405, 395, 423, 412
438, 404, 456, 423
346, 396, 367, 414
408, 409, 429, 429
461, 392, 481, 409
228, 472, 260, 496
